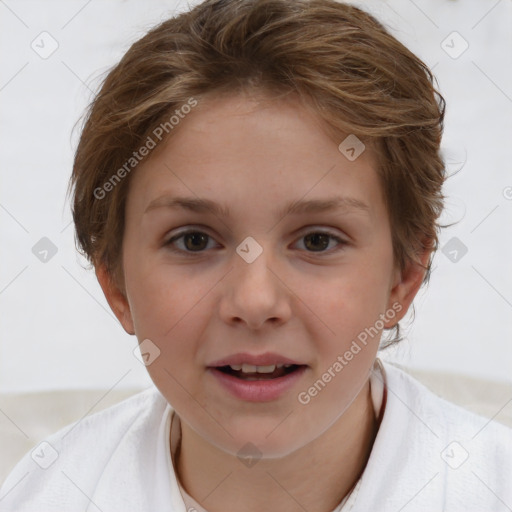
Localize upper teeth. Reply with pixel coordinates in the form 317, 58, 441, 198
229, 363, 293, 373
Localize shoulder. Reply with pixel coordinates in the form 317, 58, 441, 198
382, 359, 512, 443
0, 386, 170, 512
376, 360, 512, 510
42, 385, 168, 454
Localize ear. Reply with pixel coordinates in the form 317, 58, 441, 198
95, 263, 135, 335
385, 248, 432, 328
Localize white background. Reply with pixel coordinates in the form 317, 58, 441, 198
0, 0, 511, 392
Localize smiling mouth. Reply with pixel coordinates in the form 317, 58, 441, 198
216, 364, 304, 380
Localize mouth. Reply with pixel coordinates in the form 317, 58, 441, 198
206, 353, 309, 401
215, 363, 306, 381
208, 363, 309, 402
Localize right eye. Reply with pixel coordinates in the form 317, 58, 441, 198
164, 229, 219, 254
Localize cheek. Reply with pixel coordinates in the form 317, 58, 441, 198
124, 259, 185, 338
128, 268, 208, 401
313, 266, 392, 360
323, 269, 389, 321
126, 264, 214, 362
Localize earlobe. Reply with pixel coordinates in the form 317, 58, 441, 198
95, 263, 135, 335
385, 249, 431, 328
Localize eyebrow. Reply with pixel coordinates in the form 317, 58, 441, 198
144, 195, 370, 218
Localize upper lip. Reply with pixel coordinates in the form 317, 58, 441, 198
208, 352, 305, 367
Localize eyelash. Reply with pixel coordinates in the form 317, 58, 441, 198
164, 228, 348, 255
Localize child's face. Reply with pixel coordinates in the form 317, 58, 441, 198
99, 91, 420, 458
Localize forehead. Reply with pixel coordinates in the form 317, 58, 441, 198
126, 92, 385, 222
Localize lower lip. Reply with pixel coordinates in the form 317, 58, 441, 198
207, 366, 308, 402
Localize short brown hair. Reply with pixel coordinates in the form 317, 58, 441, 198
67, 0, 447, 346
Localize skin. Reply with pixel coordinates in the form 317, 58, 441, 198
96, 89, 430, 512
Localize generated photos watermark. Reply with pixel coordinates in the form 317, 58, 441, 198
93, 97, 198, 200
297, 301, 403, 405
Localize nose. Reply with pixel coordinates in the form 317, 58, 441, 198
218, 243, 292, 330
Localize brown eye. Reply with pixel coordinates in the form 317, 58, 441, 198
297, 231, 346, 253
303, 233, 331, 252
165, 230, 215, 253
183, 232, 209, 251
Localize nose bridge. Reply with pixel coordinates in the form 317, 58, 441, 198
236, 234, 268, 267
234, 235, 277, 291
219, 235, 291, 328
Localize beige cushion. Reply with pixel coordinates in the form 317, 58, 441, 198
0, 388, 144, 487
403, 366, 512, 427
1, 369, 511, 486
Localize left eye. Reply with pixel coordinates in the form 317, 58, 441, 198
164, 229, 346, 254
296, 231, 346, 252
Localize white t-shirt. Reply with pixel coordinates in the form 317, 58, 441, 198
1, 358, 511, 512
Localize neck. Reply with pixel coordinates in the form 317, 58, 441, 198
174, 379, 379, 512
